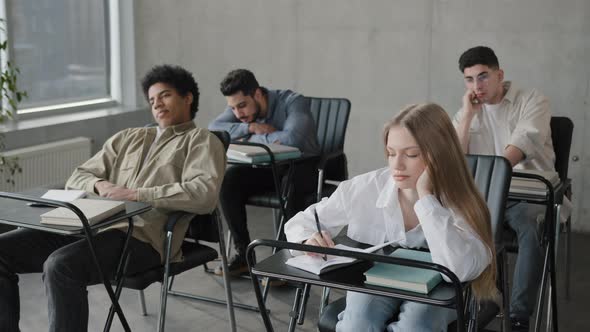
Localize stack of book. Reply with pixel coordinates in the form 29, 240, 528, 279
40, 198, 126, 227
363, 248, 442, 294
227, 143, 301, 163
510, 169, 560, 196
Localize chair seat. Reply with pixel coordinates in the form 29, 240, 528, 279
121, 242, 218, 290
246, 193, 282, 208
317, 296, 500, 332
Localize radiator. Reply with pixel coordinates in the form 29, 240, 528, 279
0, 137, 92, 192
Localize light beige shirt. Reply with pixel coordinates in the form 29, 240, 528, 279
65, 121, 227, 262
453, 81, 555, 172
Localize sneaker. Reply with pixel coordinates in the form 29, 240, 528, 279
510, 316, 530, 332
214, 254, 249, 277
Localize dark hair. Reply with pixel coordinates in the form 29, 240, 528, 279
141, 64, 199, 119
458, 46, 500, 72
219, 69, 260, 97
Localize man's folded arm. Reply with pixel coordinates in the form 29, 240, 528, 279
65, 130, 126, 193
136, 133, 227, 215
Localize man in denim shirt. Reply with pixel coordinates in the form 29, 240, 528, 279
209, 69, 320, 276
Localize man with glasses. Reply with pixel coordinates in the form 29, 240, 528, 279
453, 46, 554, 332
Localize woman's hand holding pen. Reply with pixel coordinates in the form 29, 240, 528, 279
303, 231, 335, 256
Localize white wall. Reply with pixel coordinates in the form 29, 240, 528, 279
134, 0, 590, 231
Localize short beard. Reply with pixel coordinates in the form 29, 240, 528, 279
249, 100, 262, 122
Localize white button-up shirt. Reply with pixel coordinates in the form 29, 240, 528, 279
453, 81, 555, 172
284, 167, 492, 282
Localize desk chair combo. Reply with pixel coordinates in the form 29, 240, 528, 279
549, 116, 573, 300
233, 96, 351, 243
224, 97, 351, 301
114, 130, 245, 332
503, 116, 573, 332
0, 191, 151, 332
244, 155, 513, 332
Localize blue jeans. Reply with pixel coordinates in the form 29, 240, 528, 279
336, 291, 457, 332
0, 228, 160, 332
505, 202, 545, 319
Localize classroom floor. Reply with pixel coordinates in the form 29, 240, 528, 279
15, 206, 590, 331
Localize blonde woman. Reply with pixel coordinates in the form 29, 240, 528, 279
285, 103, 496, 332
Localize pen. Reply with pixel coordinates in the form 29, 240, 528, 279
313, 208, 328, 261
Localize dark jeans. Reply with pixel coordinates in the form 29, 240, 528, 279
0, 228, 160, 332
220, 160, 317, 256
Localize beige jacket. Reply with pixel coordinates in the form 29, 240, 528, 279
65, 121, 226, 262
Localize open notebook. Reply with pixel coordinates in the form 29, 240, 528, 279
285, 240, 398, 275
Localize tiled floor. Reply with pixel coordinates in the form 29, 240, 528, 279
14, 207, 590, 331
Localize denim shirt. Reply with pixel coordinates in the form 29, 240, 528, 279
208, 88, 320, 156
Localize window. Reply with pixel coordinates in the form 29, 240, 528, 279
4, 0, 112, 113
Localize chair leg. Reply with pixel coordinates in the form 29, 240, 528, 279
287, 287, 303, 332
157, 231, 174, 332
565, 218, 571, 300
296, 283, 311, 325
167, 275, 176, 292
216, 211, 237, 332
500, 251, 510, 332
138, 290, 147, 316
319, 286, 331, 316
226, 231, 233, 259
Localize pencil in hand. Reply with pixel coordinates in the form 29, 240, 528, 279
313, 208, 328, 261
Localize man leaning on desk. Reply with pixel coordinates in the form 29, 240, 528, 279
453, 46, 555, 332
208, 69, 320, 277
0, 64, 226, 332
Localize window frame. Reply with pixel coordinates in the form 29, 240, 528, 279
0, 0, 137, 121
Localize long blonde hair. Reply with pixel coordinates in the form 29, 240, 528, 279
383, 103, 497, 300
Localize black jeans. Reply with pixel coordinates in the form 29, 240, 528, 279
220, 160, 317, 256
0, 228, 160, 332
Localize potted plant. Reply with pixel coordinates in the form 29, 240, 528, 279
0, 18, 26, 187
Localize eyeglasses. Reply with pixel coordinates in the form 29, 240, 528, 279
464, 72, 490, 84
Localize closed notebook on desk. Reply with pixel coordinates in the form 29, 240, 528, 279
363, 249, 442, 294
510, 169, 560, 195
40, 199, 125, 226
227, 143, 301, 163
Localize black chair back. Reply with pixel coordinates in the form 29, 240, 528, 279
550, 116, 573, 182
308, 97, 351, 182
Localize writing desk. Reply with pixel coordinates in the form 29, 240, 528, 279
228, 142, 319, 240
246, 239, 475, 332
0, 190, 151, 332
508, 172, 566, 332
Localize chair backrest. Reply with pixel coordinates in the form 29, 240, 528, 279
185, 130, 230, 243
307, 97, 351, 181
465, 155, 512, 246
550, 116, 573, 182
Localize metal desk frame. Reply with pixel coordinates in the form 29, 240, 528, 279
0, 191, 151, 332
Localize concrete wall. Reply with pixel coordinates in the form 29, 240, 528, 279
134, 0, 589, 231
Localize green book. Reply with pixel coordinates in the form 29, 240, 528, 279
363, 248, 442, 294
